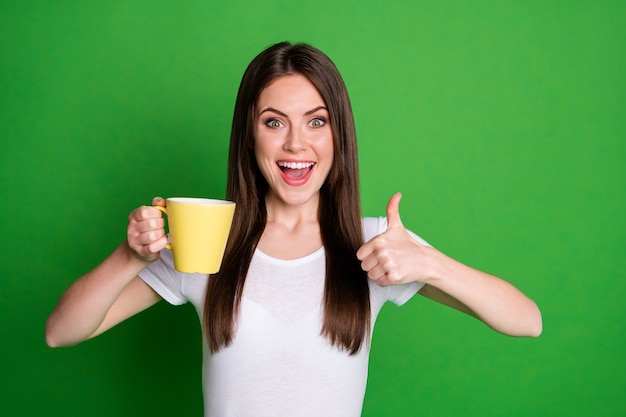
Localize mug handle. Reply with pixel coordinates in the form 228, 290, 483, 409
153, 205, 172, 250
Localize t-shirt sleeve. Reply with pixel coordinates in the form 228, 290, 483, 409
384, 281, 424, 306
362, 217, 430, 306
138, 248, 188, 306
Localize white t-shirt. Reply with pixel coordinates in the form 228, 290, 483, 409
139, 217, 428, 417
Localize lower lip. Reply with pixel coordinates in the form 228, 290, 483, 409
278, 165, 315, 186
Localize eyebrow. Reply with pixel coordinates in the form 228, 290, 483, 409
258, 105, 328, 118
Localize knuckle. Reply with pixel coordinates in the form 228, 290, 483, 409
127, 227, 137, 240
129, 243, 142, 255
128, 209, 139, 221
372, 239, 385, 251
139, 206, 151, 218
387, 270, 402, 283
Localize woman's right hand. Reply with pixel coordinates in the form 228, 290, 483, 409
127, 196, 168, 263
46, 197, 167, 347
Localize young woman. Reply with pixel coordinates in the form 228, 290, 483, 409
46, 42, 542, 417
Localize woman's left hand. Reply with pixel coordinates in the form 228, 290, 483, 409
357, 193, 542, 337
357, 193, 436, 286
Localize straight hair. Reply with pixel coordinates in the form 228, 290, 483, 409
204, 42, 370, 355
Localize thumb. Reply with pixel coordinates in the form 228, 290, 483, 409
386, 192, 404, 230
152, 196, 166, 207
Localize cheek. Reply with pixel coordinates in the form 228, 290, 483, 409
321, 135, 336, 179
253, 131, 270, 160
254, 147, 269, 172
321, 134, 335, 161
253, 137, 276, 180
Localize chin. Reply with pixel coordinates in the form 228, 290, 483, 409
273, 188, 320, 208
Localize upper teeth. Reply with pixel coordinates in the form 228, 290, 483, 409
278, 161, 315, 169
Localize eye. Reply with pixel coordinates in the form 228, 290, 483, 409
265, 118, 284, 129
309, 117, 327, 128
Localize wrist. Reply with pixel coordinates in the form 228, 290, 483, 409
420, 246, 456, 287
119, 240, 153, 269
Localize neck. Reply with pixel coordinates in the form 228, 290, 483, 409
264, 191, 320, 228
258, 191, 323, 259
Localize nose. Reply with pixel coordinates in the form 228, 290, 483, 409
283, 127, 306, 153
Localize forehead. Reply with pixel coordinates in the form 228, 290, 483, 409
257, 74, 326, 109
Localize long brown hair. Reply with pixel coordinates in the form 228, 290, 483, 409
204, 42, 370, 355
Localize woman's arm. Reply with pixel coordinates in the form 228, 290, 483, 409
45, 199, 169, 347
416, 260, 542, 337
357, 193, 542, 337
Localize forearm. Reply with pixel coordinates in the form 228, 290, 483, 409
423, 249, 542, 337
45, 241, 151, 347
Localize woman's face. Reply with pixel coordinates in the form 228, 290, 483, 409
254, 74, 334, 209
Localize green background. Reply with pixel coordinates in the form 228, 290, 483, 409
1, 1, 624, 416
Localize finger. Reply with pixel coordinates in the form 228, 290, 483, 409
386, 192, 404, 230
132, 238, 166, 260
356, 242, 373, 261
374, 276, 391, 287
368, 268, 395, 287
152, 196, 166, 207
359, 253, 379, 272
132, 217, 165, 234
146, 235, 168, 253
131, 205, 163, 222
129, 229, 167, 257
365, 264, 387, 282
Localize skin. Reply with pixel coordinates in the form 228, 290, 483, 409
45, 74, 541, 349
253, 74, 333, 259
358, 193, 542, 336
45, 205, 165, 347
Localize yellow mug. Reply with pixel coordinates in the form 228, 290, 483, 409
154, 198, 236, 274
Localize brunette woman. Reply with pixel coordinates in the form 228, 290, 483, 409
46, 42, 541, 417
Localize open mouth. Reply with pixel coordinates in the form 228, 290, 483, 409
277, 161, 316, 181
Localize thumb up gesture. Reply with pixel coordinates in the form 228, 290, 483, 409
357, 193, 434, 286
